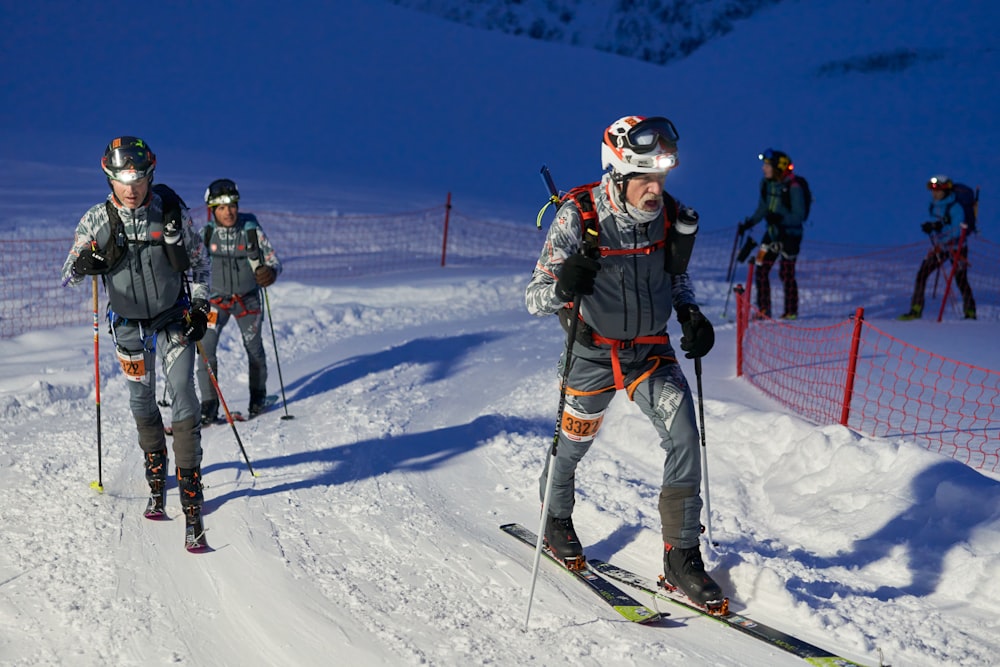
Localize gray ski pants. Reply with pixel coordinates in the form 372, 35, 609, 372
112, 319, 203, 469
539, 340, 704, 549
197, 290, 268, 403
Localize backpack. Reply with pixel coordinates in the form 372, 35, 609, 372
761, 174, 812, 221
100, 183, 189, 273
938, 183, 980, 233
560, 181, 679, 259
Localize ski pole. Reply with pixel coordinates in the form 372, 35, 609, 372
194, 338, 257, 476
693, 357, 717, 547
525, 166, 597, 628
90, 275, 104, 493
722, 225, 743, 319
262, 288, 294, 420
245, 228, 293, 419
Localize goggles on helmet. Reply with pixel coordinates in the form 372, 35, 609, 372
205, 179, 240, 207
102, 139, 156, 184
623, 116, 680, 154
927, 175, 952, 191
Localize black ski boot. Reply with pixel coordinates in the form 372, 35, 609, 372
143, 449, 168, 519
177, 467, 207, 552
248, 390, 267, 417
663, 543, 725, 610
200, 400, 219, 425
544, 514, 585, 568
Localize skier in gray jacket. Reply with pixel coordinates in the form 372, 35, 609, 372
525, 116, 722, 608
61, 136, 211, 547
198, 179, 282, 421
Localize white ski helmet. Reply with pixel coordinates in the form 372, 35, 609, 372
601, 115, 679, 179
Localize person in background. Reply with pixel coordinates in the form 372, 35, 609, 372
737, 149, 806, 320
898, 175, 976, 320
61, 136, 211, 549
198, 179, 282, 421
524, 115, 722, 609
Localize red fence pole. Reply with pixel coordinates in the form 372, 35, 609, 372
735, 285, 745, 377
936, 225, 969, 322
440, 192, 452, 267
840, 306, 865, 426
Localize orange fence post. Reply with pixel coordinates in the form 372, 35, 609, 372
839, 306, 865, 426
440, 192, 452, 267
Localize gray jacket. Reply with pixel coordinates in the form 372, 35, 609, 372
525, 175, 697, 340
203, 213, 282, 298
62, 191, 209, 321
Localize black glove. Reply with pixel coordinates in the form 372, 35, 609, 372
555, 254, 601, 302
921, 221, 943, 234
737, 218, 754, 235
678, 305, 715, 359
765, 212, 783, 225
182, 299, 210, 342
255, 265, 277, 287
73, 246, 109, 275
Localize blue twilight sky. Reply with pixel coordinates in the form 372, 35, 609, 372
1, 0, 997, 246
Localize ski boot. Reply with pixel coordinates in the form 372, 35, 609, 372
897, 305, 922, 321
663, 543, 727, 613
143, 449, 168, 519
544, 514, 585, 570
177, 467, 208, 552
248, 390, 267, 417
200, 400, 219, 426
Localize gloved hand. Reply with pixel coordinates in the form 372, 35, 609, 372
678, 305, 715, 359
182, 299, 210, 342
73, 246, 109, 275
921, 221, 943, 234
255, 265, 277, 287
737, 218, 754, 235
765, 212, 783, 225
555, 254, 601, 302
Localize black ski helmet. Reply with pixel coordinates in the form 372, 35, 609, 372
205, 179, 240, 207
101, 136, 156, 184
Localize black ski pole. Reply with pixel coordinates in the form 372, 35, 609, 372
90, 275, 104, 493
246, 228, 293, 420
722, 225, 743, 319
194, 336, 257, 476
262, 288, 294, 420
525, 166, 598, 629
694, 357, 717, 547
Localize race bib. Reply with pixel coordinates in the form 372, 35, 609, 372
117, 348, 148, 384
560, 405, 605, 442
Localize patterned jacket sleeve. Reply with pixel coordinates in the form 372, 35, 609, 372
256, 224, 283, 277
525, 202, 584, 316
183, 208, 211, 303
61, 204, 105, 287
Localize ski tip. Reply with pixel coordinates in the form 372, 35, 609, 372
185, 543, 211, 553
90, 481, 104, 493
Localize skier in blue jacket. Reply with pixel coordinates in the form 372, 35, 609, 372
898, 175, 976, 320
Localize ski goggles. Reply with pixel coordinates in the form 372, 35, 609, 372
102, 144, 156, 183
624, 116, 680, 154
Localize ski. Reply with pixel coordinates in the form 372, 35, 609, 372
500, 523, 661, 624
184, 511, 210, 553
588, 559, 868, 667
